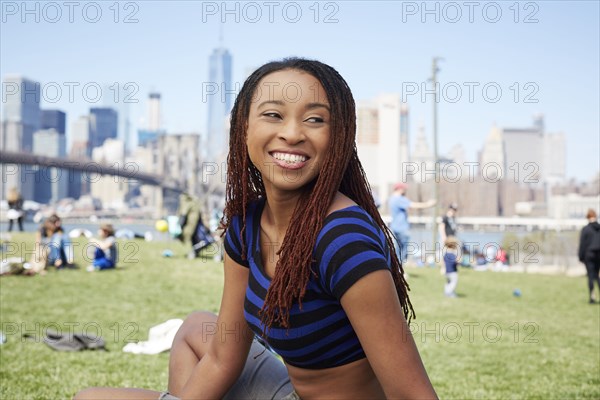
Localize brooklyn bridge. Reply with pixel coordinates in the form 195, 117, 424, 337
0, 150, 186, 193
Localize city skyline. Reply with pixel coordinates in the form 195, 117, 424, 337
2, 1, 599, 180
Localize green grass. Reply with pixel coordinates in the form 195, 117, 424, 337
1, 233, 599, 399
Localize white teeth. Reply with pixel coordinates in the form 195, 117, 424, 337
272, 152, 307, 164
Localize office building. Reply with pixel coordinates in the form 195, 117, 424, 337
91, 139, 128, 209
70, 115, 92, 158
32, 129, 68, 204
2, 75, 40, 152
137, 92, 165, 147
356, 94, 410, 205
40, 109, 66, 134
148, 92, 161, 131
90, 107, 118, 149
1, 76, 41, 200
102, 83, 132, 154
479, 125, 505, 180
206, 47, 233, 161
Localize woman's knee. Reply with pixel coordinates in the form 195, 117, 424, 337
173, 311, 218, 345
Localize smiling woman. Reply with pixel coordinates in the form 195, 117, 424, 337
75, 58, 438, 400
246, 69, 331, 195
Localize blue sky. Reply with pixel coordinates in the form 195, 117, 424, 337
2, 1, 599, 180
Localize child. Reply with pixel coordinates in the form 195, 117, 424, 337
87, 224, 117, 272
444, 236, 460, 297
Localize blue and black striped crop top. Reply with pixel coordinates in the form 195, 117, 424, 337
224, 198, 392, 369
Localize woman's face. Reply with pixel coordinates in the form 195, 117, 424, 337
246, 69, 331, 195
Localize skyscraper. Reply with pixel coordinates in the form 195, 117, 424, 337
502, 126, 544, 186
148, 92, 161, 131
41, 109, 66, 135
68, 115, 93, 199
543, 132, 566, 185
102, 83, 131, 154
90, 107, 118, 149
2, 75, 41, 152
480, 125, 505, 179
1, 76, 41, 201
356, 94, 409, 204
206, 47, 233, 161
71, 115, 91, 158
137, 92, 165, 147
32, 129, 67, 204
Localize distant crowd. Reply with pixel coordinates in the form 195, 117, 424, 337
1, 212, 117, 276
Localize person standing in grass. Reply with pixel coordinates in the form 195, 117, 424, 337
443, 236, 460, 297
75, 58, 437, 400
388, 182, 435, 264
177, 193, 215, 259
438, 203, 459, 244
578, 209, 600, 304
6, 187, 24, 232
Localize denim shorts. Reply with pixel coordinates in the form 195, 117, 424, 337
159, 339, 298, 400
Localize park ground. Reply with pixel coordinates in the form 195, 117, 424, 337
1, 233, 599, 399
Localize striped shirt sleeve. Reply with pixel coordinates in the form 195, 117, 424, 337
224, 215, 249, 268
315, 210, 391, 300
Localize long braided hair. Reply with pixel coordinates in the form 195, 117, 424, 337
222, 57, 414, 332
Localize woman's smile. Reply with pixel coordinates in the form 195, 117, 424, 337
269, 150, 309, 170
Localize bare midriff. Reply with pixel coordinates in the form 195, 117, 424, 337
286, 357, 386, 399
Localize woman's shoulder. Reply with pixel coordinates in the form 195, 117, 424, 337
319, 194, 385, 245
325, 192, 357, 215
323, 193, 376, 224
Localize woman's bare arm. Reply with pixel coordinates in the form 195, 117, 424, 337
341, 270, 438, 399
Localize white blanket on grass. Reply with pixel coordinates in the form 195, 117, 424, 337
122, 319, 184, 355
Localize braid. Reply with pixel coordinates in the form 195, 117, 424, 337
222, 58, 414, 335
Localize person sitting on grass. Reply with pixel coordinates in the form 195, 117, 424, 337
47, 225, 74, 269
0, 220, 54, 276
86, 224, 117, 272
35, 214, 73, 269
75, 58, 437, 400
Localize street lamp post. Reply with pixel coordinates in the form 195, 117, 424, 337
431, 57, 442, 256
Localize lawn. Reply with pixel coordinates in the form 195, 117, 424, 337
1, 233, 599, 399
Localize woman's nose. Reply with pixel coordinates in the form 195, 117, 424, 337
278, 121, 305, 144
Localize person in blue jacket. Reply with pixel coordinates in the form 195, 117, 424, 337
388, 182, 435, 264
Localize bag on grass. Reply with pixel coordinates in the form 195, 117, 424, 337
24, 330, 107, 351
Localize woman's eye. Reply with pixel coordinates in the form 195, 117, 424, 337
306, 117, 324, 123
263, 112, 281, 119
